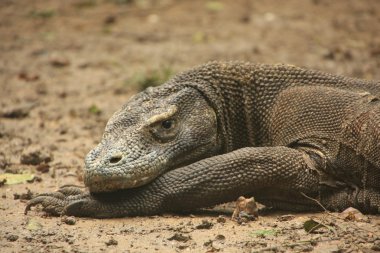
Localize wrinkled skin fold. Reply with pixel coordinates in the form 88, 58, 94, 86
26, 62, 380, 217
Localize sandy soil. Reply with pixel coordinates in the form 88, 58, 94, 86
1, 0, 380, 252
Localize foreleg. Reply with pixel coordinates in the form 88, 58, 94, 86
26, 147, 323, 217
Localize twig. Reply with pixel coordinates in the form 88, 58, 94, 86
300, 192, 329, 212
300, 192, 338, 236
300, 192, 380, 236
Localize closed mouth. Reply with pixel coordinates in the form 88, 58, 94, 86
84, 151, 162, 192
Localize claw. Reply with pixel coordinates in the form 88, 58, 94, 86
25, 196, 44, 214
24, 187, 117, 217
25, 196, 65, 216
24, 186, 87, 216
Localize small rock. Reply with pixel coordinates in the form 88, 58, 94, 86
50, 58, 70, 68
372, 241, 380, 251
0, 102, 36, 118
168, 233, 191, 242
236, 211, 257, 224
195, 219, 213, 229
232, 196, 258, 221
104, 15, 116, 25
61, 216, 76, 225
65, 238, 75, 244
204, 235, 226, 251
20, 145, 53, 165
24, 236, 33, 242
27, 175, 42, 183
105, 238, 118, 246
36, 163, 50, 173
215, 234, 225, 241
177, 244, 189, 250
211, 240, 224, 251
18, 72, 39, 82
203, 240, 212, 246
0, 178, 6, 187
340, 207, 369, 222
13, 189, 33, 200
216, 215, 226, 223
6, 234, 19, 242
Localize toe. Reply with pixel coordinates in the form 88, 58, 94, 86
25, 196, 65, 216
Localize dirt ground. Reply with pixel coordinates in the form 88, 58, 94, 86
1, 0, 380, 252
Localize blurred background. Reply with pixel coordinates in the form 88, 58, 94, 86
1, 1, 380, 251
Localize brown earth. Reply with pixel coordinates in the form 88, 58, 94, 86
1, 0, 380, 252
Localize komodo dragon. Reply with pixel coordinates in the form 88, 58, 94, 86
26, 62, 380, 218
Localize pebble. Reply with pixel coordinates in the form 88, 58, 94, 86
195, 219, 213, 229
167, 233, 191, 242
61, 216, 76, 225
217, 215, 226, 223
6, 234, 19, 242
105, 238, 118, 246
20, 145, 53, 165
372, 241, 380, 251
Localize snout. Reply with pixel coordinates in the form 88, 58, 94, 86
84, 143, 131, 174
83, 147, 162, 192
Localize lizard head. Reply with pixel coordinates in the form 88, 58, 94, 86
84, 84, 221, 192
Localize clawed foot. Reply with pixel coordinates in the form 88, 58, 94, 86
25, 185, 94, 217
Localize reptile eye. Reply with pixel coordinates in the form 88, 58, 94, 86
161, 120, 173, 129
150, 119, 178, 142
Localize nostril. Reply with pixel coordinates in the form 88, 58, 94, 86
109, 154, 123, 164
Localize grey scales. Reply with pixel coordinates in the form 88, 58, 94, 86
26, 62, 380, 217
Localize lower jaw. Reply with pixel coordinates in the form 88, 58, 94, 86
84, 174, 156, 192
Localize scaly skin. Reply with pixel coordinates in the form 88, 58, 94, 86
25, 62, 380, 217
